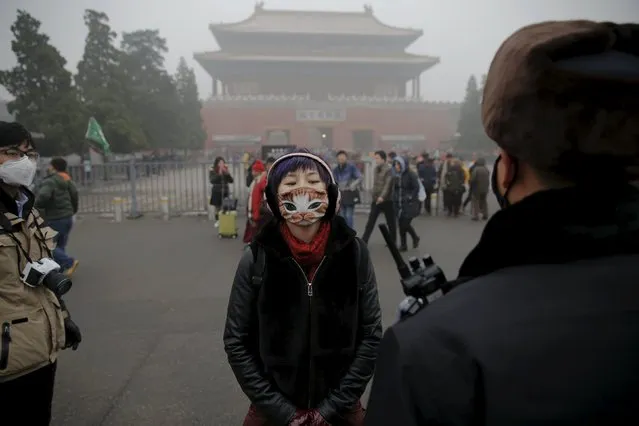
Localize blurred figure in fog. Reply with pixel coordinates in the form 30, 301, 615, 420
444, 158, 466, 217
416, 153, 436, 215
470, 157, 490, 221
393, 157, 420, 252
265, 156, 275, 172
35, 157, 80, 276
333, 150, 362, 229
209, 156, 234, 227
243, 160, 267, 244
361, 150, 395, 245
463, 153, 478, 213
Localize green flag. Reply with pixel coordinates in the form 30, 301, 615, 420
85, 117, 111, 154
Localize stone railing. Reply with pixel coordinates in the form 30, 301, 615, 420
208, 93, 311, 102
205, 93, 460, 108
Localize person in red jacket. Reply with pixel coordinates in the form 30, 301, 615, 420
243, 160, 267, 243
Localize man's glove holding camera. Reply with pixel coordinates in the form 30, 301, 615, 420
64, 317, 82, 350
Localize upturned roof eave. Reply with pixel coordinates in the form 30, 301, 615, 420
209, 23, 422, 38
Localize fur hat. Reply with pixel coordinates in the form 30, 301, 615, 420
482, 21, 639, 180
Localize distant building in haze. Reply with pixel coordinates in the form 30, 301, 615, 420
194, 4, 460, 156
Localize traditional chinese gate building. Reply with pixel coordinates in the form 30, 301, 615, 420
195, 4, 459, 156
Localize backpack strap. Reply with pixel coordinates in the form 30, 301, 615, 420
250, 243, 266, 288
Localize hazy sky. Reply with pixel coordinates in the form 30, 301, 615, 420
1, 0, 637, 102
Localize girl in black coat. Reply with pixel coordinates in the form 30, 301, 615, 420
224, 150, 382, 426
392, 157, 421, 251
209, 156, 234, 224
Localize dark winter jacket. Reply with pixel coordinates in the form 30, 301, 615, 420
392, 157, 420, 219
366, 184, 639, 426
209, 168, 234, 207
35, 172, 79, 220
417, 160, 437, 191
224, 216, 382, 425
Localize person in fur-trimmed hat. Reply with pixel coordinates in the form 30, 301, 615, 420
366, 21, 639, 426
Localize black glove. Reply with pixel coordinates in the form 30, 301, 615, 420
64, 317, 82, 350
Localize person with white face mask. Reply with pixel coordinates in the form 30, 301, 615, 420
0, 121, 82, 425
224, 149, 382, 426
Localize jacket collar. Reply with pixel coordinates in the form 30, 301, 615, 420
0, 185, 34, 220
255, 215, 356, 259
459, 184, 639, 279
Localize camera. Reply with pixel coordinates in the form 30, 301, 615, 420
21, 258, 72, 297
378, 224, 457, 321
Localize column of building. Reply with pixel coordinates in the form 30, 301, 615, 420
212, 78, 229, 96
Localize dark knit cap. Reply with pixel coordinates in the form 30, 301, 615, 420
0, 121, 35, 149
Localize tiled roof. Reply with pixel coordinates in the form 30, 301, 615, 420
210, 6, 421, 36
194, 51, 439, 65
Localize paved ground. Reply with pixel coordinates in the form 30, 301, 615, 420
51, 209, 493, 426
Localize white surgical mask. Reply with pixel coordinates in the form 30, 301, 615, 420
0, 156, 37, 187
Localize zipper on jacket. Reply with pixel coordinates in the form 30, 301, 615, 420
291, 257, 326, 408
0, 322, 11, 370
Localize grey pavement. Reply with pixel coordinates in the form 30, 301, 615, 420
51, 209, 492, 426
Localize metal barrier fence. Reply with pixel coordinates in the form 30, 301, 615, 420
61, 160, 378, 216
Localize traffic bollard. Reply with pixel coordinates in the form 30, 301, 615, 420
113, 197, 123, 222
160, 196, 169, 221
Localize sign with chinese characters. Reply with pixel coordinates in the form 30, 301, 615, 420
262, 145, 297, 159
296, 109, 346, 122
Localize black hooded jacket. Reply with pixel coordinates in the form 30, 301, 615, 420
366, 184, 639, 426
224, 216, 382, 425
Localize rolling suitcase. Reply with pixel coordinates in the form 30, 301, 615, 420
218, 210, 238, 239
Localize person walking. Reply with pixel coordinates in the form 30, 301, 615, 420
333, 150, 362, 229
470, 157, 490, 221
35, 157, 80, 276
416, 153, 436, 215
361, 150, 395, 245
392, 157, 420, 251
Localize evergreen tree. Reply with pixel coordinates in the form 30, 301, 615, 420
0, 10, 85, 154
76, 9, 146, 153
455, 75, 494, 153
120, 30, 183, 149
175, 57, 206, 150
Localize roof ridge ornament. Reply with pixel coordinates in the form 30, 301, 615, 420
363, 4, 373, 14
255, 1, 265, 12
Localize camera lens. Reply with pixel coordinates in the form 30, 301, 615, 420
42, 271, 72, 297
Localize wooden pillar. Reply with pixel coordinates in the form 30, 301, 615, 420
212, 78, 217, 96
416, 77, 420, 99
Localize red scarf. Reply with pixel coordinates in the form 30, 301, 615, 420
280, 221, 331, 281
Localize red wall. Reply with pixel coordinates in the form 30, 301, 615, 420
201, 104, 459, 152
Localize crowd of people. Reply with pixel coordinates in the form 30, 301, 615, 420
206, 147, 493, 253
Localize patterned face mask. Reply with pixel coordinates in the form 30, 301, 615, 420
277, 187, 329, 226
